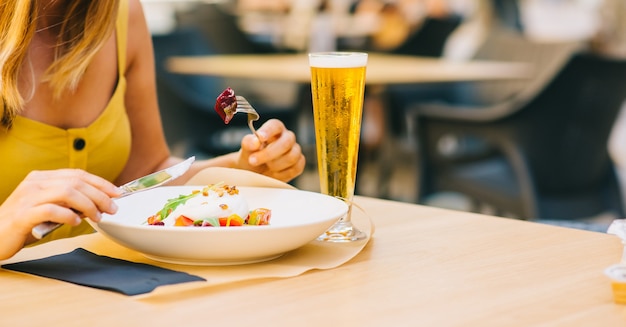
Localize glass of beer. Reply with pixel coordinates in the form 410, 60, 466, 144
309, 52, 368, 242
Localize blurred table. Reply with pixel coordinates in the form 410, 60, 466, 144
1, 195, 624, 326
166, 52, 535, 200
166, 53, 533, 85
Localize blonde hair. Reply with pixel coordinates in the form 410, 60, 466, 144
0, 0, 120, 127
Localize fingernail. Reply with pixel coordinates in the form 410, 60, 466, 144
94, 211, 102, 222
249, 156, 258, 165
110, 201, 118, 213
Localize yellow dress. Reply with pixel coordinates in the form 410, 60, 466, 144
0, 0, 131, 242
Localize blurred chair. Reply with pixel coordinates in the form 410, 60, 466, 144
390, 15, 463, 57
491, 0, 524, 33
175, 3, 280, 55
374, 26, 556, 199
389, 28, 582, 140
449, 28, 581, 106
355, 15, 463, 197
408, 51, 626, 221
152, 4, 302, 157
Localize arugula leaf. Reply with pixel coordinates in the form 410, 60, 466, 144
156, 192, 200, 221
149, 183, 227, 223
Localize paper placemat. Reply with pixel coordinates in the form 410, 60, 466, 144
3, 167, 373, 298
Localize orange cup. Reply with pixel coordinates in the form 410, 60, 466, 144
605, 264, 626, 304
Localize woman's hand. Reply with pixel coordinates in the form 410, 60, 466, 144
236, 119, 306, 182
0, 169, 120, 260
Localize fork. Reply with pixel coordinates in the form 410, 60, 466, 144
235, 95, 263, 144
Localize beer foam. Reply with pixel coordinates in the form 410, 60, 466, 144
309, 52, 368, 68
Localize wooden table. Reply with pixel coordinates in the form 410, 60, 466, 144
166, 53, 533, 85
1, 196, 624, 326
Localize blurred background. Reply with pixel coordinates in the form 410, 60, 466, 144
143, 0, 626, 231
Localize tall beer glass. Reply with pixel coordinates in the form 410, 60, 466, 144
309, 52, 368, 242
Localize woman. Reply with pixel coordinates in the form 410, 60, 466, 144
0, 0, 305, 259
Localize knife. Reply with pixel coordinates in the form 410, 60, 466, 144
31, 156, 196, 240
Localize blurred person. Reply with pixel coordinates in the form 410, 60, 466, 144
520, 0, 603, 42
352, 0, 473, 52
591, 0, 626, 57
237, 0, 292, 13
599, 0, 626, 205
354, 0, 483, 150
0, 0, 305, 260
282, 0, 323, 51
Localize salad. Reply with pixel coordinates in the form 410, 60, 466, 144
145, 183, 271, 227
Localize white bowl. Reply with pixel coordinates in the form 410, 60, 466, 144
91, 186, 347, 265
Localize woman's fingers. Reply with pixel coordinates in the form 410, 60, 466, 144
0, 169, 121, 259
30, 172, 117, 216
8, 170, 119, 227
28, 204, 83, 226
247, 123, 300, 165
27, 169, 121, 197
238, 119, 306, 182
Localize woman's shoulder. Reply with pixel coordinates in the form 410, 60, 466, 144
128, 0, 144, 20
126, 0, 150, 43
124, 0, 154, 72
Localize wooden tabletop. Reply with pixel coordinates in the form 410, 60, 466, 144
166, 53, 533, 85
1, 196, 624, 326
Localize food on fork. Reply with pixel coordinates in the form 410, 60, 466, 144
214, 87, 264, 144
215, 87, 237, 124
145, 183, 271, 227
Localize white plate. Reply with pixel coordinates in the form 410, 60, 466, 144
91, 186, 347, 265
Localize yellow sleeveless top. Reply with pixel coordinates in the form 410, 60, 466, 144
0, 0, 131, 242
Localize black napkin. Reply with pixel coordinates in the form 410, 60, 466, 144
1, 248, 205, 295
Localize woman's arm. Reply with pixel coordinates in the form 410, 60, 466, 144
113, 0, 171, 185
117, 0, 305, 186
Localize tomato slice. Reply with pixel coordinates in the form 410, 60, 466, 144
218, 214, 244, 226
174, 215, 194, 226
